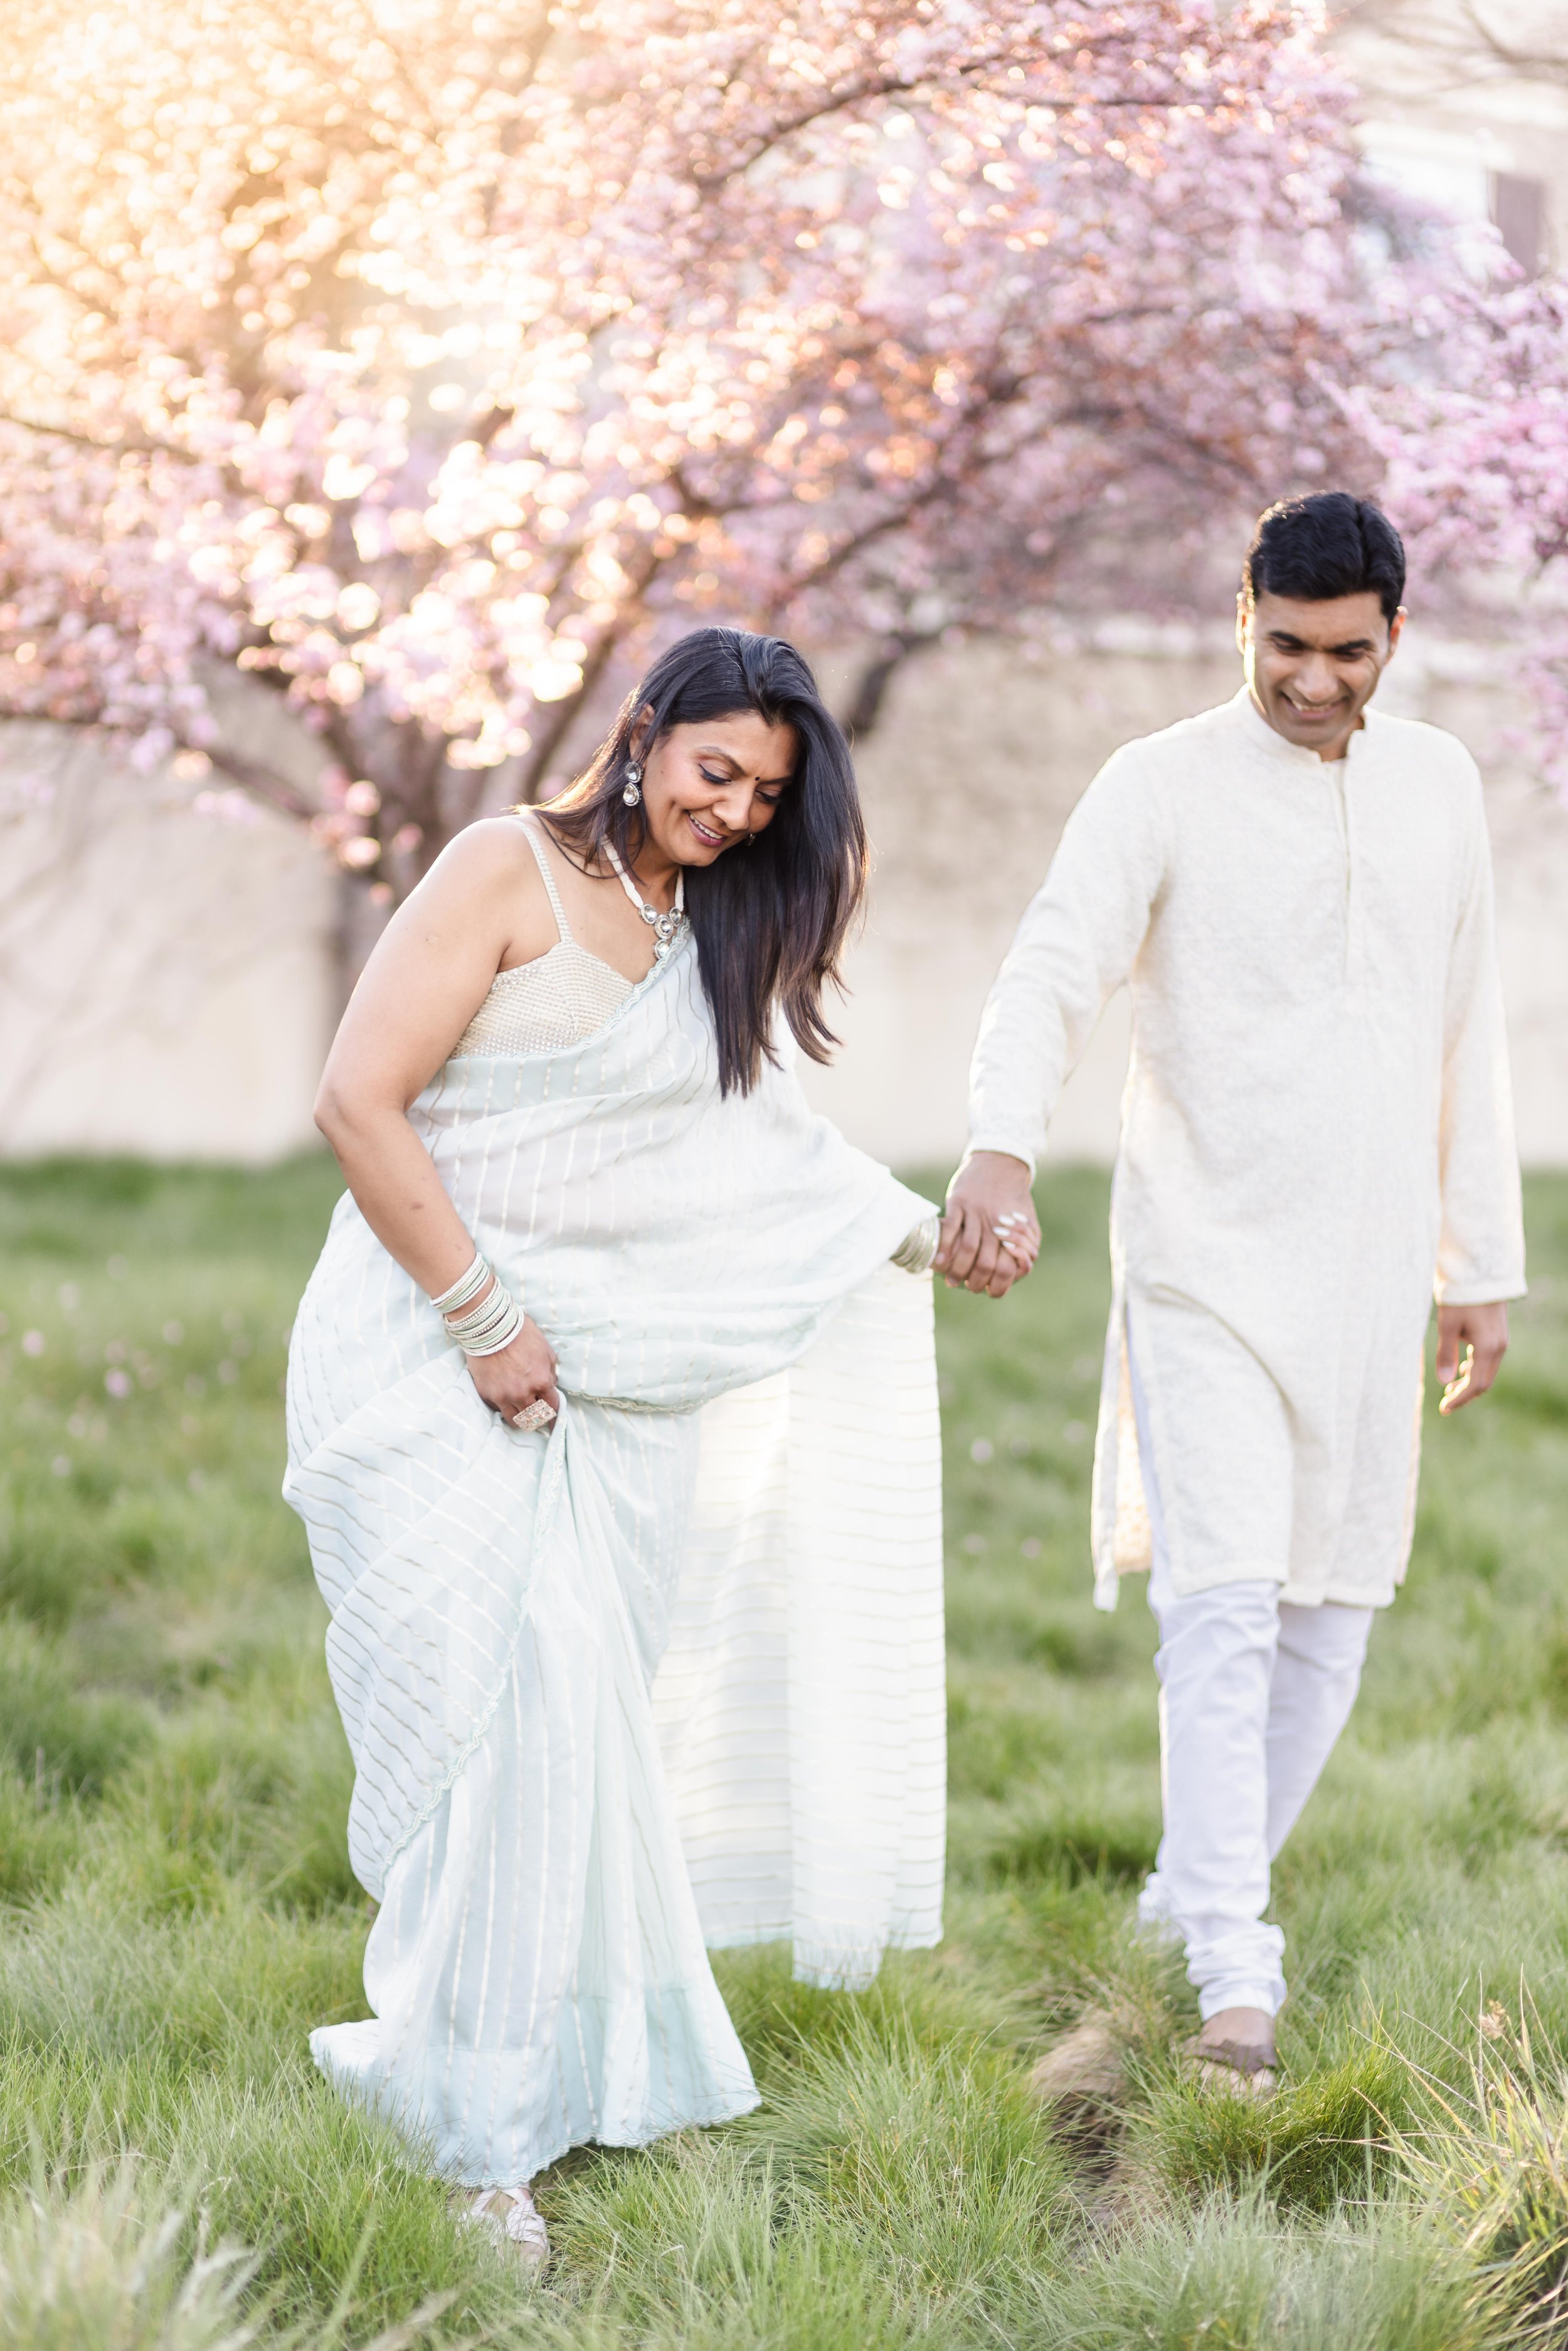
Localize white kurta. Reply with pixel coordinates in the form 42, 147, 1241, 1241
285, 932, 945, 2186
968, 687, 1525, 1611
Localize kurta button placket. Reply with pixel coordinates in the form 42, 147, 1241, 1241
1340, 740, 1360, 995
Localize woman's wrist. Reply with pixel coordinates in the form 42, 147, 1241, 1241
433, 1251, 526, 1356
431, 1254, 494, 1317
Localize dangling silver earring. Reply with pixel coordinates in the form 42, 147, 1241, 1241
622, 762, 642, 808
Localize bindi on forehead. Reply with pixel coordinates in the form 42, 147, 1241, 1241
690, 713, 797, 779
696, 741, 795, 778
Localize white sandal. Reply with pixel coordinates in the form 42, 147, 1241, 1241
459, 2183, 549, 2271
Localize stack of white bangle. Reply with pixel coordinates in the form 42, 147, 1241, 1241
432, 1253, 524, 1357
890, 1213, 941, 1275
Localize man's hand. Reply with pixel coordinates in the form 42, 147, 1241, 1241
1436, 1300, 1509, 1414
935, 1151, 1040, 1298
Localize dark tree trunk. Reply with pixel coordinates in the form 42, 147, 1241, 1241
842, 631, 938, 740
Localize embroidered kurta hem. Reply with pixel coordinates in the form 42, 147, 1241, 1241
286, 931, 945, 2186
968, 688, 1525, 1613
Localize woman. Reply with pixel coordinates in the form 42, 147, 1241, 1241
285, 629, 951, 2264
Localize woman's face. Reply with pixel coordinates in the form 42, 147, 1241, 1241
638, 709, 798, 868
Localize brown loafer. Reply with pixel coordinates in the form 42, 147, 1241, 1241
1181, 2034, 1277, 2100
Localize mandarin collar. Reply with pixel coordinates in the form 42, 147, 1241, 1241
1229, 684, 1372, 770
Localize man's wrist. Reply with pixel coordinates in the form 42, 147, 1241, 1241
955, 1144, 1037, 1187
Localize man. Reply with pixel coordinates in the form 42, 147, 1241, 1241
938, 492, 1524, 2090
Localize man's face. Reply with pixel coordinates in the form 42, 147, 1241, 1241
1237, 587, 1404, 756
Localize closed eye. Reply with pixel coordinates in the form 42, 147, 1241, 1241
1267, 634, 1376, 657
697, 768, 790, 799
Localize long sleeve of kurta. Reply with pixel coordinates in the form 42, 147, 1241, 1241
1435, 787, 1527, 1304
967, 751, 1167, 1176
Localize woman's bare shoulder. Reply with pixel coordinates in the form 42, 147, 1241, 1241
406, 815, 546, 915
391, 814, 559, 974
425, 813, 538, 883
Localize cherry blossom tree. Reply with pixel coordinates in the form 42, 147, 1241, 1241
1345, 277, 1568, 788
0, 0, 1552, 896
1331, 0, 1568, 788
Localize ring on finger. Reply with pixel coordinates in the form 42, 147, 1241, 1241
510, 1398, 557, 1433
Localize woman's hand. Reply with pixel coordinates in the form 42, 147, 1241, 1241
465, 1315, 561, 1428
936, 1152, 1041, 1298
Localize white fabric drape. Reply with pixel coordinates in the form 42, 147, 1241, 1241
656, 1264, 945, 1987
285, 933, 945, 2185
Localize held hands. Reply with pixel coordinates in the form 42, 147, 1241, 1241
935, 1151, 1041, 1298
1436, 1300, 1509, 1414
466, 1313, 561, 1427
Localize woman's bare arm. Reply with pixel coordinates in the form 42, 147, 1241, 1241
314, 822, 563, 1420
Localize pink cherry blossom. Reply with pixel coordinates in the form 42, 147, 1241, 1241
0, 0, 1560, 895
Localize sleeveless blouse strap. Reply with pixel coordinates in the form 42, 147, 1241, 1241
512, 809, 573, 945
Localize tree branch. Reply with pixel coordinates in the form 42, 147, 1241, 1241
0, 409, 209, 465
694, 47, 1213, 188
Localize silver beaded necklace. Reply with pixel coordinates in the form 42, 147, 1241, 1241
602, 837, 686, 961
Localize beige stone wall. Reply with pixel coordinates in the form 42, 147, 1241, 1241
1, 631, 1564, 1171
0, 722, 338, 1162
799, 629, 1568, 1171
1340, 0, 1568, 275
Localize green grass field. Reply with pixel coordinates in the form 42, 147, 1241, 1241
1, 1156, 1567, 2348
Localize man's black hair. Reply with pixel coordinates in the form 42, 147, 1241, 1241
1242, 492, 1406, 624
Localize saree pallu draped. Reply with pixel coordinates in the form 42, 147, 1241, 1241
284, 934, 945, 2186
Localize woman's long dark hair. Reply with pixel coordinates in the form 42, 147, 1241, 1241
538, 629, 867, 1096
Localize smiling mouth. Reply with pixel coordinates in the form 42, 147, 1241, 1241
1280, 695, 1344, 719
686, 814, 726, 847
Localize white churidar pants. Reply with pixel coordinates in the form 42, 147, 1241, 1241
1128, 1323, 1374, 2019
